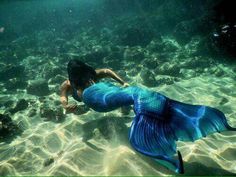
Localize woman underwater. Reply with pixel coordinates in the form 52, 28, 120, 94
60, 59, 235, 174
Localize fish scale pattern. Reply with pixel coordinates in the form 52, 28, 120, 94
82, 82, 235, 173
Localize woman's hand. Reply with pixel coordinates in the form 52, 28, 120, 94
122, 82, 130, 87
63, 104, 78, 113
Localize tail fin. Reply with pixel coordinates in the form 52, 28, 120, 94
129, 114, 183, 173
169, 100, 235, 142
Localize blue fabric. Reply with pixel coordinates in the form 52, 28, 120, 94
81, 82, 235, 173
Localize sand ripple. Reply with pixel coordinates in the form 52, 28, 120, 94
1, 69, 236, 176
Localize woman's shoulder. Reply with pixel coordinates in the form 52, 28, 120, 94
95, 69, 104, 80
95, 68, 112, 79
95, 68, 112, 73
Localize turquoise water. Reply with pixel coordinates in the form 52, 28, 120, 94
0, 0, 236, 175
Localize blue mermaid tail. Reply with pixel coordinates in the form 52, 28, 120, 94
82, 82, 235, 173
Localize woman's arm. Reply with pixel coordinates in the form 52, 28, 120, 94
60, 80, 77, 112
96, 69, 128, 85
60, 80, 70, 108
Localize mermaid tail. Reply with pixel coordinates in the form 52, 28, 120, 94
168, 100, 236, 141
82, 82, 235, 173
129, 114, 183, 173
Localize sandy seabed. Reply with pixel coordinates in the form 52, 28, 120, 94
0, 69, 236, 176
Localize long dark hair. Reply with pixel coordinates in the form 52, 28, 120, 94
67, 59, 96, 89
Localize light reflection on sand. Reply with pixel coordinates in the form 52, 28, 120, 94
0, 68, 236, 176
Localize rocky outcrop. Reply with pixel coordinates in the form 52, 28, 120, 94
9, 99, 28, 114
0, 114, 23, 143
27, 79, 50, 96
0, 64, 25, 81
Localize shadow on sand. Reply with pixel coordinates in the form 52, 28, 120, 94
80, 115, 236, 175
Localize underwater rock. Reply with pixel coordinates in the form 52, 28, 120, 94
147, 39, 164, 53
161, 38, 180, 53
116, 70, 127, 81
123, 47, 144, 62
232, 67, 236, 74
0, 46, 20, 64
1, 99, 14, 109
21, 56, 45, 75
44, 66, 62, 80
154, 62, 182, 77
0, 114, 23, 143
11, 35, 36, 49
140, 69, 157, 87
141, 58, 160, 70
40, 104, 64, 122
3, 35, 35, 61
210, 67, 225, 77
28, 108, 37, 117
27, 79, 50, 96
0, 64, 25, 81
103, 55, 122, 70
147, 38, 180, 60
9, 99, 28, 114
48, 75, 66, 85
5, 78, 28, 91
55, 38, 66, 46
155, 76, 179, 85
103, 47, 125, 69
219, 97, 229, 105
127, 68, 139, 77
80, 46, 109, 64
181, 57, 212, 70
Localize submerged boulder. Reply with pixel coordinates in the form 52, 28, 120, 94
140, 69, 157, 87
5, 78, 28, 91
27, 79, 50, 96
123, 47, 145, 62
44, 66, 62, 80
0, 64, 25, 81
0, 114, 23, 143
9, 99, 29, 114
40, 103, 65, 122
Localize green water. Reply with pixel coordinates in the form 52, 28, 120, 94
0, 0, 236, 175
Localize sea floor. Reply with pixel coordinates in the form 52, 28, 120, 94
0, 32, 236, 176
